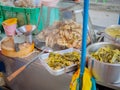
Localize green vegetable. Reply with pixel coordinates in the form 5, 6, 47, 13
91, 46, 120, 64
47, 51, 80, 70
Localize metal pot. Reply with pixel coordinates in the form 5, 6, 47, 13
87, 42, 120, 83
104, 25, 120, 44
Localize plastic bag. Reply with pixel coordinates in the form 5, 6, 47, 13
14, 0, 41, 7
70, 68, 96, 90
42, 0, 59, 7
0, 0, 14, 6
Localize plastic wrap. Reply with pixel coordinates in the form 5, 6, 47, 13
36, 20, 90, 49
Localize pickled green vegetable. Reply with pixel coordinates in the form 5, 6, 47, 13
46, 51, 80, 70
106, 27, 120, 38
91, 46, 120, 64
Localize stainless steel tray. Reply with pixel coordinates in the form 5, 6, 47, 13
34, 38, 68, 51
39, 48, 80, 76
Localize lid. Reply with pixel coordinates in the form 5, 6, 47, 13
2, 18, 17, 26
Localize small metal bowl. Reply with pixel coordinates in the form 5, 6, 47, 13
87, 42, 120, 83
104, 25, 120, 44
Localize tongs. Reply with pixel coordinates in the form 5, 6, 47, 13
97, 32, 120, 43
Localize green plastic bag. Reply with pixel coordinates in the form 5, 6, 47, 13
39, 6, 60, 30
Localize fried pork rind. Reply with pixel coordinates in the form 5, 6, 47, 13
37, 20, 90, 49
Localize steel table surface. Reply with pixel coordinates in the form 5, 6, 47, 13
0, 52, 120, 90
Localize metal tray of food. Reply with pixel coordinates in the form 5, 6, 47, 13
39, 48, 80, 76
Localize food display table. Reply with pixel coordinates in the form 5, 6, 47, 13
0, 1, 120, 90
0, 52, 72, 90
0, 52, 120, 90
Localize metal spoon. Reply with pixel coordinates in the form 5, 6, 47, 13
7, 47, 53, 82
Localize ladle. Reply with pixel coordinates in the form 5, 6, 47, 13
7, 47, 53, 82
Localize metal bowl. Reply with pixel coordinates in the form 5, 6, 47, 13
104, 25, 120, 44
87, 42, 120, 83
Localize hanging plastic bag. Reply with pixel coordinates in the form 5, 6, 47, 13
42, 0, 59, 7
70, 68, 96, 90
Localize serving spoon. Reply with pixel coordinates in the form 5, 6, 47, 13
7, 47, 53, 82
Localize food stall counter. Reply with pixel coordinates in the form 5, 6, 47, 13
0, 52, 120, 90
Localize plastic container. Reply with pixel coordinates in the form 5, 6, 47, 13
2, 18, 17, 36
0, 5, 60, 34
35, 1, 95, 50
